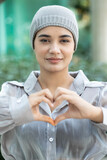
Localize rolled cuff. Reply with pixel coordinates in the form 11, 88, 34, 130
102, 107, 107, 125
9, 94, 34, 125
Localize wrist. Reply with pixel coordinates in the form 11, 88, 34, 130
89, 106, 103, 123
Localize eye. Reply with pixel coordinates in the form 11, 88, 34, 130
40, 39, 50, 43
60, 39, 70, 43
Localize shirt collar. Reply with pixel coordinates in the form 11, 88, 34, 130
69, 70, 89, 95
24, 70, 89, 95
24, 71, 40, 95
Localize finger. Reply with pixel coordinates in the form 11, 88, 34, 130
33, 105, 55, 125
54, 87, 65, 100
40, 96, 54, 108
54, 112, 69, 126
38, 89, 53, 102
31, 95, 53, 108
39, 114, 55, 126
44, 89, 53, 102
54, 87, 72, 101
54, 94, 71, 109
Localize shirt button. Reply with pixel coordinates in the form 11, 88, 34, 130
49, 137, 54, 142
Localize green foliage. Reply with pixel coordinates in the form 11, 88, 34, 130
75, 26, 91, 57
0, 54, 107, 89
70, 0, 90, 13
69, 0, 91, 57
70, 56, 107, 81
0, 53, 39, 89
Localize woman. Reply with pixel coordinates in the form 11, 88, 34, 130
0, 5, 107, 160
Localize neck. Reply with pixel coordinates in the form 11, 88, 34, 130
38, 69, 74, 95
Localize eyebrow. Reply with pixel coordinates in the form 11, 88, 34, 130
59, 35, 72, 38
38, 34, 72, 38
38, 34, 51, 38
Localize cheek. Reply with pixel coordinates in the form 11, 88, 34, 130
64, 48, 74, 58
34, 49, 46, 64
34, 47, 44, 56
65, 51, 74, 64
34, 45, 48, 55
35, 53, 42, 62
67, 54, 73, 62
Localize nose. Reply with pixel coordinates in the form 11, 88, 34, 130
49, 43, 61, 54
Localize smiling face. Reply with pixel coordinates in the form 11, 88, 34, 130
34, 26, 75, 73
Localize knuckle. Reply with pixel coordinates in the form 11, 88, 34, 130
44, 88, 49, 92
42, 97, 46, 101
57, 87, 62, 93
61, 94, 66, 99
42, 97, 49, 103
57, 87, 61, 90
43, 88, 50, 95
72, 91, 77, 95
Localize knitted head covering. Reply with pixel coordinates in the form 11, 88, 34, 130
30, 5, 79, 50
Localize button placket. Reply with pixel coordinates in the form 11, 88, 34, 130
49, 137, 54, 142
47, 123, 56, 160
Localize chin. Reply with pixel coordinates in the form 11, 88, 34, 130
47, 68, 64, 73
43, 65, 66, 73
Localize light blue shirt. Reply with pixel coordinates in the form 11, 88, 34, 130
0, 70, 107, 160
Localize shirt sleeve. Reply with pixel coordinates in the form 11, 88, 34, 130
100, 84, 107, 125
0, 82, 34, 135
92, 83, 107, 131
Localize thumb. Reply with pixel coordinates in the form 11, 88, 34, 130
54, 113, 68, 126
40, 114, 55, 126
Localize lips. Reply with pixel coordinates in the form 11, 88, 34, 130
46, 57, 63, 64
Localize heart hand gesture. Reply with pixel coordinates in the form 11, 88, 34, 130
28, 87, 103, 126
28, 89, 54, 125
53, 87, 103, 125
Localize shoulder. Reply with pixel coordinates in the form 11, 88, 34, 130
85, 81, 105, 89
1, 81, 24, 96
7, 81, 24, 87
2, 81, 24, 89
84, 81, 107, 98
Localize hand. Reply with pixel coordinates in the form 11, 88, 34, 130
28, 89, 54, 125
28, 87, 103, 126
53, 87, 103, 125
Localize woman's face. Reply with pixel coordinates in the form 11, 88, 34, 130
34, 26, 75, 73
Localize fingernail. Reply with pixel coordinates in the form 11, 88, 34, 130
51, 103, 54, 107
52, 121, 55, 126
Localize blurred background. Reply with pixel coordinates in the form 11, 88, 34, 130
0, 0, 107, 159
